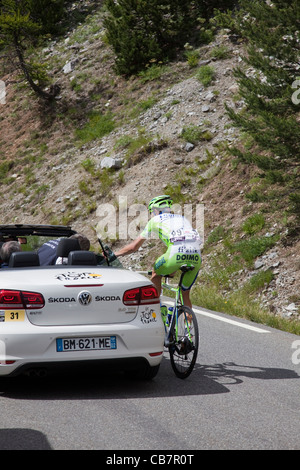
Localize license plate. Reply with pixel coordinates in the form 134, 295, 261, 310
56, 336, 117, 352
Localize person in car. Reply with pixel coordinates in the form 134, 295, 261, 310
0, 240, 21, 268
115, 195, 201, 309
38, 234, 90, 266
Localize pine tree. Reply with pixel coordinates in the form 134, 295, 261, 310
220, 0, 300, 171
0, 0, 63, 100
198, 0, 239, 20
28, 0, 66, 34
103, 0, 200, 75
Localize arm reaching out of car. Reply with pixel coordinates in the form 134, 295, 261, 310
115, 236, 145, 257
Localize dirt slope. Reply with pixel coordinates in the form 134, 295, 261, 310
0, 7, 299, 319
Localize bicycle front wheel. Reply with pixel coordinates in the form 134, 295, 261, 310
169, 306, 199, 379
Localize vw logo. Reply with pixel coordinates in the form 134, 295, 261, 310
78, 291, 92, 306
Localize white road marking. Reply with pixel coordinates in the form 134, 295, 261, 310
163, 300, 271, 333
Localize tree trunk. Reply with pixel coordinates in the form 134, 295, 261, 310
13, 35, 59, 101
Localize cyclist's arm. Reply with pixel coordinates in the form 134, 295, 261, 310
115, 235, 146, 257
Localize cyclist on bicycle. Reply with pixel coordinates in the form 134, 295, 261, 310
115, 195, 201, 309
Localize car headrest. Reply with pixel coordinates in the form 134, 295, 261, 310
9, 252, 40, 267
56, 238, 80, 257
68, 251, 97, 266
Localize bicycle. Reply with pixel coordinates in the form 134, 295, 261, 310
146, 264, 199, 379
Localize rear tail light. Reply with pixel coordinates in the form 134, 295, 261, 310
123, 285, 159, 305
0, 289, 44, 309
0, 290, 23, 308
22, 292, 45, 309
140, 286, 159, 303
123, 288, 140, 305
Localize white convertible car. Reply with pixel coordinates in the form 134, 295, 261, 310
0, 225, 164, 379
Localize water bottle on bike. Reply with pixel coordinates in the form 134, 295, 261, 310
160, 304, 168, 325
167, 306, 173, 325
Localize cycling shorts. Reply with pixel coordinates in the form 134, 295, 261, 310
153, 244, 201, 291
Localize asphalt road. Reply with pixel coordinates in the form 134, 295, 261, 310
0, 303, 299, 451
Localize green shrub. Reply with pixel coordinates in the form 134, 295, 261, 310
185, 49, 200, 67
289, 193, 300, 217
138, 64, 167, 83
78, 179, 95, 196
206, 225, 228, 245
245, 189, 268, 203
210, 45, 230, 59
75, 112, 115, 144
195, 65, 215, 87
181, 125, 213, 144
232, 235, 278, 264
81, 158, 96, 175
245, 269, 274, 293
0, 160, 13, 181
242, 213, 265, 235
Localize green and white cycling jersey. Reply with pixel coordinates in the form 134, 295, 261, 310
140, 213, 201, 290
140, 213, 201, 247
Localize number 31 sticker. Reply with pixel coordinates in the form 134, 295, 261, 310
5, 310, 25, 322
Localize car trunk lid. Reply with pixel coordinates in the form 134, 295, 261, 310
0, 267, 158, 326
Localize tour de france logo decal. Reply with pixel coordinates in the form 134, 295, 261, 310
140, 307, 157, 324
55, 272, 103, 281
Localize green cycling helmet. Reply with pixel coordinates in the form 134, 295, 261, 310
148, 195, 173, 213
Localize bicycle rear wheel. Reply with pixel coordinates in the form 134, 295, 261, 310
169, 305, 199, 379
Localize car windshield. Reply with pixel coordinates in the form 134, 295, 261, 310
22, 235, 53, 252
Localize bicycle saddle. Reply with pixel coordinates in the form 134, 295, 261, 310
180, 264, 195, 273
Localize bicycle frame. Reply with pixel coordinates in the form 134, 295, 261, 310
138, 269, 194, 345
161, 278, 178, 347
161, 271, 192, 347
138, 268, 199, 378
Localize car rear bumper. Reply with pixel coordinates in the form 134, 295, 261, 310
0, 321, 164, 376
3, 357, 158, 378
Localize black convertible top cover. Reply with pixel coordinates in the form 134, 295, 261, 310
0, 224, 77, 240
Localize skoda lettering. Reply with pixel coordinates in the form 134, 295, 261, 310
95, 295, 121, 301
48, 297, 76, 303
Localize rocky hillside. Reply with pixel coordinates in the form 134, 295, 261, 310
0, 3, 299, 323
